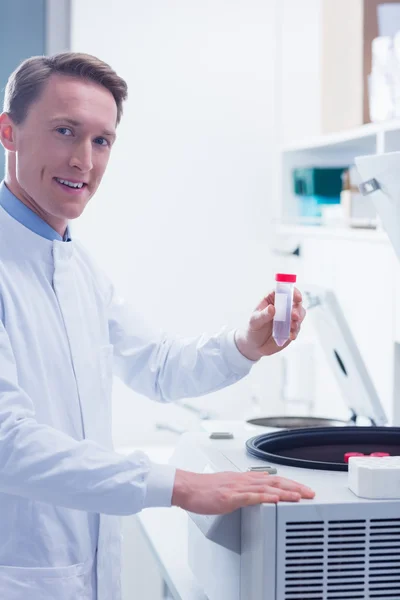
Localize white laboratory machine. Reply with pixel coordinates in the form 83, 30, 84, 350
170, 152, 400, 600
171, 283, 400, 599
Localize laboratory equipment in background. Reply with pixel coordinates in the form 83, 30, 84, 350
172, 423, 400, 600
393, 30, 400, 116
291, 164, 377, 227
368, 5, 400, 123
292, 166, 345, 220
340, 165, 377, 227
170, 281, 397, 599
272, 273, 296, 347
371, 3, 400, 121
170, 150, 400, 599
356, 150, 400, 261
369, 36, 395, 121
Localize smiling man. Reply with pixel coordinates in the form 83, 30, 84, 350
0, 53, 312, 600
1, 58, 119, 234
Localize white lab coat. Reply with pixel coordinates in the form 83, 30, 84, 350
0, 205, 254, 599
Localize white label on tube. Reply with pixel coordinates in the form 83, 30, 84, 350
274, 293, 287, 322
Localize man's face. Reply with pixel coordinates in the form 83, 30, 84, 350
7, 74, 117, 224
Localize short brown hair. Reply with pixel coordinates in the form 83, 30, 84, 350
3, 52, 128, 125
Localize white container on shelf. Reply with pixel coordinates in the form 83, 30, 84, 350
369, 36, 394, 123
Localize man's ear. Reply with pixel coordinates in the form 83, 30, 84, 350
0, 113, 16, 152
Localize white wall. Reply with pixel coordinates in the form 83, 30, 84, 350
278, 0, 322, 146
70, 0, 283, 445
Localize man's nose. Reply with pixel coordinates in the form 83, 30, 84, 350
69, 140, 93, 173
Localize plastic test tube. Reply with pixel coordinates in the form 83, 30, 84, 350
272, 273, 297, 347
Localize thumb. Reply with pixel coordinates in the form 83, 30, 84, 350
249, 304, 275, 331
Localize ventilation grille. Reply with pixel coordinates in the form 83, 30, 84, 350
283, 518, 400, 600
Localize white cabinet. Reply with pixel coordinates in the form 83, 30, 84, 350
121, 516, 163, 600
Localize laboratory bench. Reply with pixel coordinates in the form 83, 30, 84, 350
136, 507, 207, 600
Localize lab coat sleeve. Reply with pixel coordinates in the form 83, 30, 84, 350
107, 286, 256, 402
0, 319, 175, 514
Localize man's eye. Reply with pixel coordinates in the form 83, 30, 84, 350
57, 127, 73, 136
94, 137, 109, 147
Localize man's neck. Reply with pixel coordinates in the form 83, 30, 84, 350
4, 174, 67, 238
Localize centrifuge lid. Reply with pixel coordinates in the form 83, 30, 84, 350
304, 287, 387, 426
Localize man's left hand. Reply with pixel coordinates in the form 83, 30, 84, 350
234, 288, 306, 361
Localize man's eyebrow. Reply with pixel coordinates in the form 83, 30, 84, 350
49, 117, 116, 138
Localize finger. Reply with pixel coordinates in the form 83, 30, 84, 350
269, 489, 301, 502
299, 305, 306, 321
250, 486, 301, 502
267, 477, 315, 498
258, 288, 302, 312
256, 290, 303, 323
290, 309, 304, 340
291, 305, 305, 322
255, 292, 275, 312
246, 474, 314, 499
292, 304, 306, 322
246, 474, 288, 487
290, 320, 301, 336
246, 472, 276, 483
290, 321, 300, 333
291, 310, 301, 322
248, 305, 275, 331
293, 287, 302, 303
290, 319, 303, 340
236, 492, 280, 508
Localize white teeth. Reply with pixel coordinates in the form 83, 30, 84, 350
57, 178, 84, 189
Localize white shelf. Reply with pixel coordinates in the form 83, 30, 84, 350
282, 119, 400, 153
278, 120, 400, 243
275, 223, 389, 244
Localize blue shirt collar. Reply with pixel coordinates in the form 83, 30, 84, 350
0, 181, 71, 242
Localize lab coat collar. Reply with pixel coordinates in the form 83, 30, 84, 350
0, 180, 71, 242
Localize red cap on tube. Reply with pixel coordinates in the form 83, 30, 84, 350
369, 452, 390, 457
275, 273, 297, 283
344, 452, 365, 463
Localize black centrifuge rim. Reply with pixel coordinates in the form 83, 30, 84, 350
246, 426, 400, 472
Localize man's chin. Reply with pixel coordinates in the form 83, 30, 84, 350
59, 200, 90, 220
63, 207, 86, 220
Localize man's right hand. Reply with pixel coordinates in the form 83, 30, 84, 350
171, 469, 315, 514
